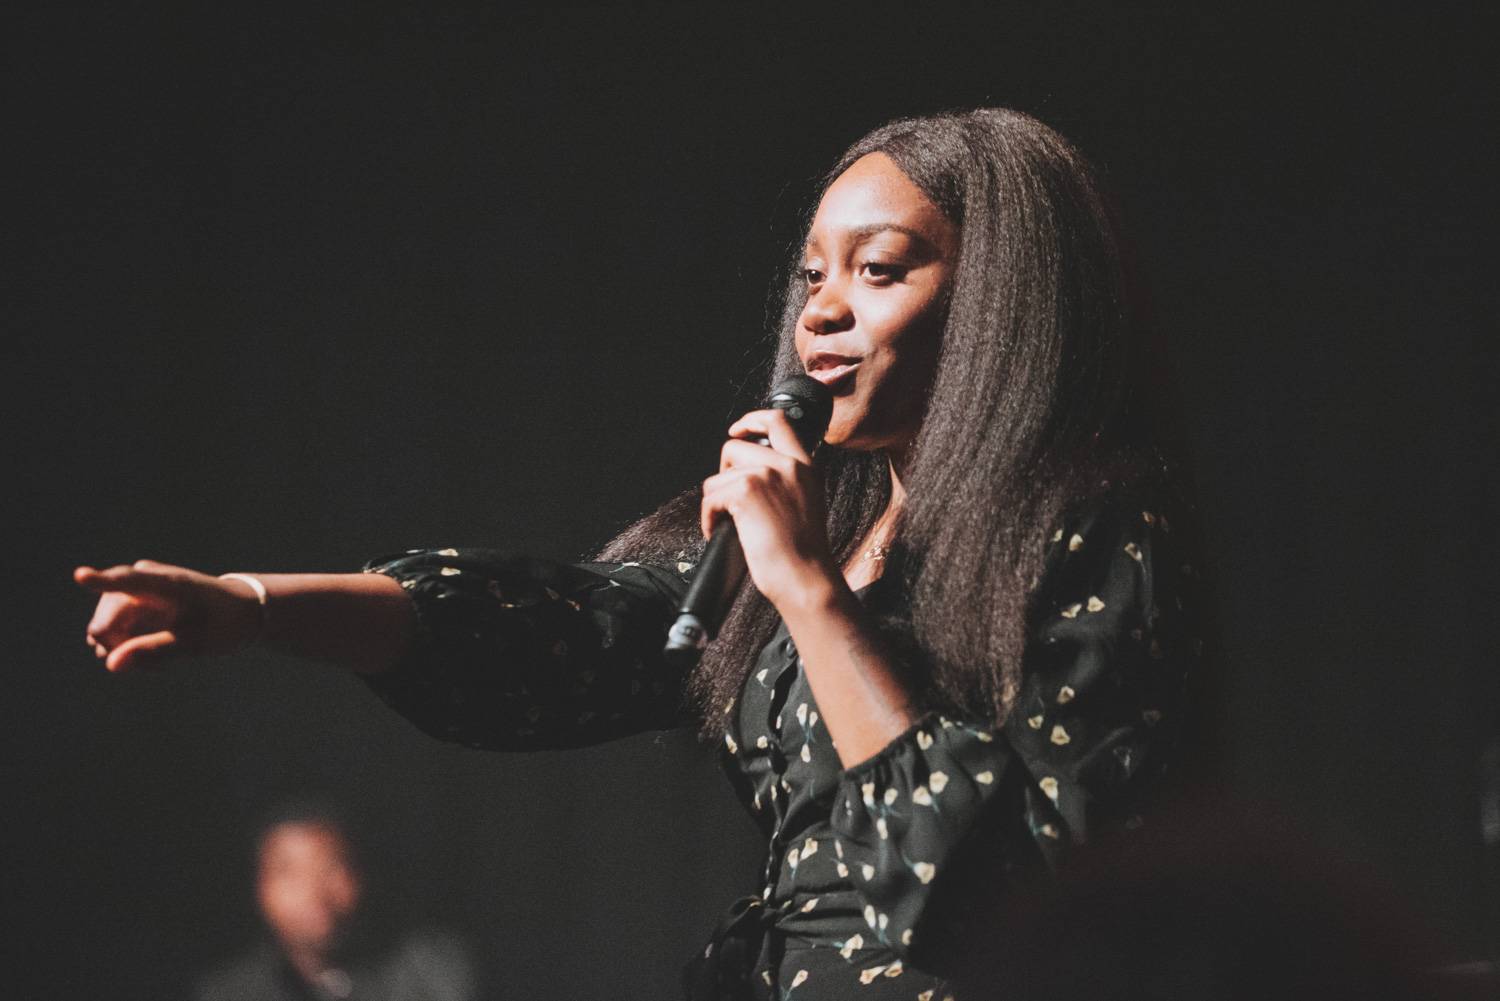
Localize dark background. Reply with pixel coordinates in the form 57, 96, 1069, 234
8, 6, 1497, 999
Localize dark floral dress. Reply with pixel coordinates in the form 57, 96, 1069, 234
361, 492, 1200, 1001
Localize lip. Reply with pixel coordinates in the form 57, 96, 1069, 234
804, 351, 862, 388
806, 362, 859, 388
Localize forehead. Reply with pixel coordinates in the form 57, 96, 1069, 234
808, 152, 950, 246
260, 822, 348, 863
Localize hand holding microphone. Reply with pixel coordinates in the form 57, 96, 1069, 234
664, 376, 834, 667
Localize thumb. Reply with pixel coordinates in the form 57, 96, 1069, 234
105, 630, 180, 673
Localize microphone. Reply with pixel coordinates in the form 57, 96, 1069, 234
662, 374, 834, 670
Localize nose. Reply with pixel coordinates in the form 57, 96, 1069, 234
800, 276, 854, 336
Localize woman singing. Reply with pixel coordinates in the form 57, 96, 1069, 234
76, 108, 1205, 999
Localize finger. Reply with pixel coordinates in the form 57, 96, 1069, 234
87, 593, 165, 650
700, 469, 754, 538
104, 630, 179, 673
727, 409, 814, 464
726, 409, 779, 440
720, 438, 797, 476
74, 562, 182, 598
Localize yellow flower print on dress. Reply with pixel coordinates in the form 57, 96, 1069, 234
912, 862, 936, 884
928, 771, 949, 793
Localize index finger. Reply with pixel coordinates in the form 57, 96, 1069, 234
73, 563, 181, 598
726, 409, 814, 465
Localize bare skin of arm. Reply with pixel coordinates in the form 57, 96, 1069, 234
777, 569, 920, 768
74, 562, 414, 675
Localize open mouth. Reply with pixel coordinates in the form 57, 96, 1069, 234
805, 353, 861, 390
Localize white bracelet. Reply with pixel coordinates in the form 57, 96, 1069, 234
219, 572, 269, 644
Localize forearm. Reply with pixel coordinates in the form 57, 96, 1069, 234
778, 574, 920, 768
231, 572, 415, 675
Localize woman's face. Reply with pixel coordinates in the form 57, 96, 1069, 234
796, 152, 958, 454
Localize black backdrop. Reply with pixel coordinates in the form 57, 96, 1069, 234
9, 6, 1498, 999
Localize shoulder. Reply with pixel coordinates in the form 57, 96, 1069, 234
193, 945, 285, 1001
1029, 482, 1199, 637
1042, 482, 1186, 570
380, 930, 478, 1000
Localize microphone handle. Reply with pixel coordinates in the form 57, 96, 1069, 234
661, 433, 768, 670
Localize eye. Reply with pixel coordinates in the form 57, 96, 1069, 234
801, 268, 825, 287
859, 261, 907, 284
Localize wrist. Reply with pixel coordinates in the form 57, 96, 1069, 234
776, 563, 857, 630
218, 572, 269, 649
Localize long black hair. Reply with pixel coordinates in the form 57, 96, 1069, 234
598, 108, 1195, 737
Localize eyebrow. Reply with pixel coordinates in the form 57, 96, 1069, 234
804, 223, 938, 254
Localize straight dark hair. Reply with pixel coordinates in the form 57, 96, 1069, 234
598, 108, 1194, 738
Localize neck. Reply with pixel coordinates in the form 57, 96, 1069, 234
886, 453, 908, 511
867, 452, 907, 548
886, 437, 912, 491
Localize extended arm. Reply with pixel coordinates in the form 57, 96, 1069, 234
75, 561, 415, 675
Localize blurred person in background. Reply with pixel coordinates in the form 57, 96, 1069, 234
196, 801, 480, 1001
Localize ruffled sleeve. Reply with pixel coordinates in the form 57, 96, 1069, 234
359, 548, 696, 751
829, 494, 1198, 963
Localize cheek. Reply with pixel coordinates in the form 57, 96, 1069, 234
870, 302, 944, 389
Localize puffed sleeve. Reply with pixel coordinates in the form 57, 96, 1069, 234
359, 548, 696, 750
829, 494, 1199, 965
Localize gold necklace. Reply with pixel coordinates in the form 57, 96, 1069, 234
864, 542, 892, 562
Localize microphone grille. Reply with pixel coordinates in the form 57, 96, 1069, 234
766, 374, 834, 449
